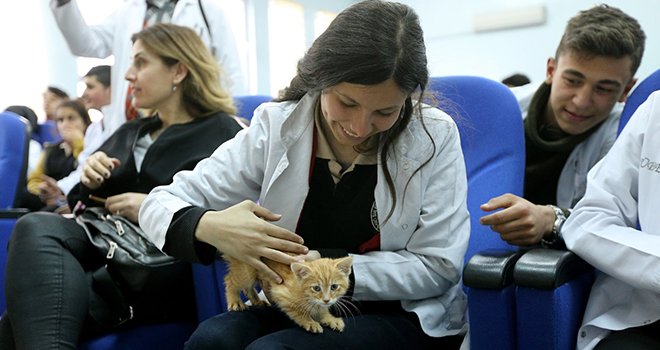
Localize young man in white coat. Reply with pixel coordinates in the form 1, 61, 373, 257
479, 5, 645, 247
50, 0, 247, 139
562, 91, 660, 349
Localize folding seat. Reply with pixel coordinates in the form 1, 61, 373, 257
0, 111, 30, 312
428, 76, 525, 350
513, 68, 660, 350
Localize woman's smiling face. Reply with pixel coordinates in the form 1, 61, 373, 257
320, 78, 407, 148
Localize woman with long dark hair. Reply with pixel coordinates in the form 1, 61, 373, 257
141, 1, 470, 349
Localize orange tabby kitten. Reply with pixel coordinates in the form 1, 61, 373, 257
224, 255, 353, 333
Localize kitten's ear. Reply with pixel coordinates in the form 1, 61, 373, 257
335, 256, 353, 276
291, 262, 312, 280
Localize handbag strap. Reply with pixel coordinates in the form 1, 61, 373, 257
90, 267, 134, 326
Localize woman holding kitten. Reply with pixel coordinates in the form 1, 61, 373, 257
0, 23, 243, 348
140, 0, 470, 349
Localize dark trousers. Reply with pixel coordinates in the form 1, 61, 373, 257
595, 319, 660, 350
0, 212, 195, 349
184, 305, 463, 350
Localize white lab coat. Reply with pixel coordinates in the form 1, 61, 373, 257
563, 91, 660, 349
50, 0, 247, 139
139, 92, 471, 338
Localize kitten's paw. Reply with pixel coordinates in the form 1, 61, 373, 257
322, 317, 345, 332
227, 301, 248, 311
302, 321, 324, 333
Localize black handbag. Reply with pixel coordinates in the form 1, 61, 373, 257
76, 207, 184, 326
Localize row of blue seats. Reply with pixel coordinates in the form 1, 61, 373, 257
0, 71, 656, 348
465, 68, 660, 350
0, 94, 273, 348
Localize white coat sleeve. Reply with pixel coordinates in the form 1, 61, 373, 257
49, 0, 123, 58
563, 93, 660, 293
139, 109, 271, 249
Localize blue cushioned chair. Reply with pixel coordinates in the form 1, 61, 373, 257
0, 111, 30, 313
190, 83, 526, 347
36, 120, 61, 145
80, 322, 197, 350
192, 260, 229, 322
428, 76, 525, 350
81, 96, 278, 347
512, 68, 660, 350
188, 95, 275, 322
234, 94, 273, 124
618, 68, 660, 134
0, 112, 29, 210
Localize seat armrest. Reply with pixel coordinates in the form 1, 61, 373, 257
463, 249, 526, 289
514, 248, 593, 289
0, 208, 29, 219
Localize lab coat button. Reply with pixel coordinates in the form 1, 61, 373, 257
580, 331, 586, 338
402, 224, 408, 229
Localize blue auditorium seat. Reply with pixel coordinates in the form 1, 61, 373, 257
428, 76, 525, 350
36, 120, 61, 145
0, 111, 31, 312
184, 84, 525, 349
80, 95, 277, 348
512, 68, 660, 350
234, 94, 272, 123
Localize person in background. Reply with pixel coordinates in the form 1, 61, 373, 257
52, 65, 113, 197
480, 5, 645, 247
42, 85, 69, 121
50, 0, 247, 139
140, 1, 469, 349
4, 105, 43, 176
502, 73, 531, 88
562, 92, 660, 349
19, 99, 90, 212
0, 23, 243, 348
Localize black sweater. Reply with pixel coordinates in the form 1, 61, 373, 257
67, 112, 242, 209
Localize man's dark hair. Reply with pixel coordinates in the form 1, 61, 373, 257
84, 65, 111, 87
556, 4, 646, 77
47, 86, 69, 99
502, 73, 531, 87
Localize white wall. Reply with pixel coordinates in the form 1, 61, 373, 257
0, 0, 77, 121
4, 0, 656, 121
0, 0, 121, 122
403, 0, 659, 86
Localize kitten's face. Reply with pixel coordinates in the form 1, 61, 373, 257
291, 256, 352, 307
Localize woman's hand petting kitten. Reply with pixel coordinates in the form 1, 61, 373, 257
261, 250, 321, 301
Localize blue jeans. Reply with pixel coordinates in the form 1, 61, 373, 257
185, 306, 463, 350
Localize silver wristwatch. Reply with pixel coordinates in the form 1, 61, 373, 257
542, 205, 567, 246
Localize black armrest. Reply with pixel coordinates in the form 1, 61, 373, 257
463, 249, 526, 289
513, 248, 593, 290
0, 208, 29, 219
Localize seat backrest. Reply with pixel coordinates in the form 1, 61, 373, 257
36, 120, 61, 145
618, 68, 660, 135
189, 95, 274, 326
428, 76, 525, 262
0, 112, 30, 208
234, 95, 273, 122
